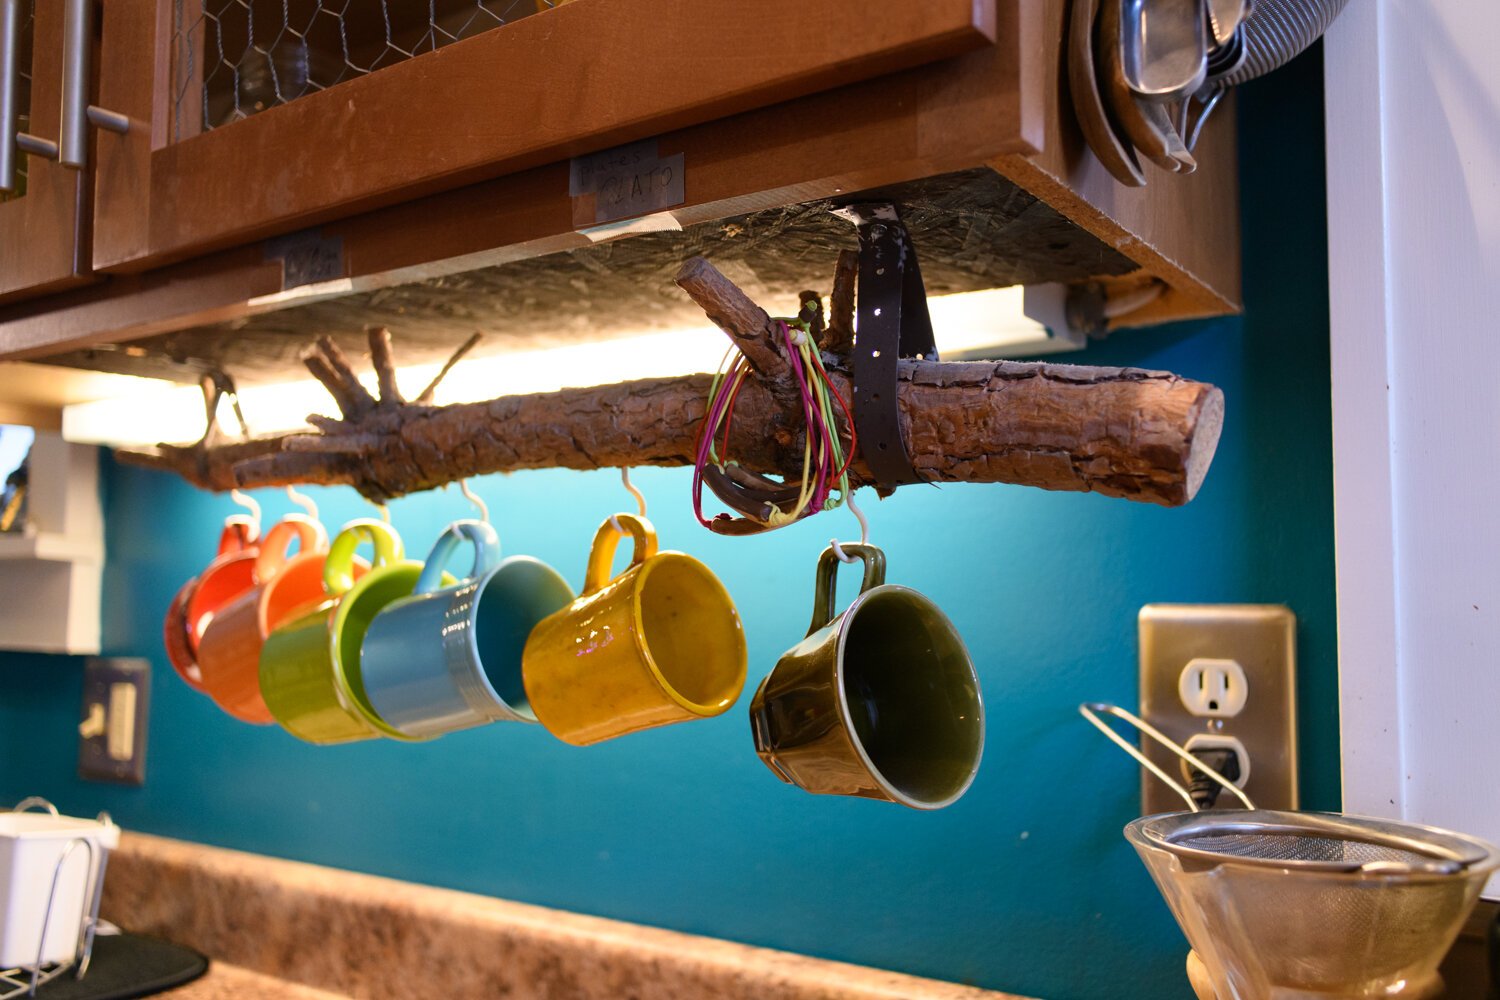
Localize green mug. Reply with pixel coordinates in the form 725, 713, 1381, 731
259, 519, 416, 745
748, 544, 985, 810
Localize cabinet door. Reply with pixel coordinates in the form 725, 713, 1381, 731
91, 0, 995, 273
0, 0, 91, 303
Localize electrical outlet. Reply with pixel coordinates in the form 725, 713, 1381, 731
78, 657, 149, 786
1178, 658, 1248, 717
1139, 605, 1296, 813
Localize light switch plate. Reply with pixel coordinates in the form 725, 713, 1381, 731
1139, 605, 1297, 814
78, 657, 149, 786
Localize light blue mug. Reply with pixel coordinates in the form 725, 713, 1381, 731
360, 520, 575, 738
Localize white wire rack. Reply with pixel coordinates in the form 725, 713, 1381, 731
0, 799, 111, 999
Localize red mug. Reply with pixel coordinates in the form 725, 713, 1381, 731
196, 516, 334, 723
163, 517, 258, 692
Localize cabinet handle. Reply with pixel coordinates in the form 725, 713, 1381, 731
15, 0, 127, 170
58, 0, 126, 168
0, 0, 18, 190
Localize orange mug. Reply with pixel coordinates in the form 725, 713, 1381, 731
164, 517, 258, 692
196, 515, 333, 723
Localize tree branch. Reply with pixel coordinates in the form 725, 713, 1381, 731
822, 248, 858, 354
113, 259, 1225, 508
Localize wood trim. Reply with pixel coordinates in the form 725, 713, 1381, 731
3, 14, 1037, 360
0, 0, 1243, 365
0, 0, 90, 303
91, 0, 997, 272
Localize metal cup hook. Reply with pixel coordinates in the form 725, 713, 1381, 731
284, 485, 318, 522
458, 479, 489, 523
829, 488, 870, 563
610, 468, 648, 533
229, 488, 262, 532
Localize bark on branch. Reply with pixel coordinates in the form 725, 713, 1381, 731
116, 258, 1223, 507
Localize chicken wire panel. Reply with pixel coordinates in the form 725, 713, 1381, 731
172, 0, 570, 139
2, 0, 34, 201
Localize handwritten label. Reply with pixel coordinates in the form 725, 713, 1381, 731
569, 140, 685, 228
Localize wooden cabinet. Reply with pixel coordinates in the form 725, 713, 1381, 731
0, 0, 92, 303
91, 0, 996, 271
0, 0, 1240, 382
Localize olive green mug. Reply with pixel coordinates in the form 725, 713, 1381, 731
748, 544, 984, 810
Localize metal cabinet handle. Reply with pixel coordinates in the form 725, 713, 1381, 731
58, 0, 126, 167
15, 0, 127, 170
0, 0, 19, 190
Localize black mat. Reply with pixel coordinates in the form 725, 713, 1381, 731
32, 933, 208, 1000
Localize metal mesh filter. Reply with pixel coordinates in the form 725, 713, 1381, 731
1129, 811, 1499, 999
1174, 831, 1439, 867
171, 0, 571, 139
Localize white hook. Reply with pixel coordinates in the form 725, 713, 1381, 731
458, 479, 489, 523
621, 468, 647, 517
285, 485, 318, 522
829, 488, 870, 563
229, 489, 262, 530
611, 468, 647, 533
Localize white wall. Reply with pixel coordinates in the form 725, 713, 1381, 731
1326, 0, 1500, 863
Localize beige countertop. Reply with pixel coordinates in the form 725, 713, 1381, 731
162, 961, 349, 999
106, 832, 1035, 1000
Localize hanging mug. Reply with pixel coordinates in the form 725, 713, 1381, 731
522, 514, 747, 746
266, 524, 457, 743
195, 515, 330, 723
163, 516, 257, 691
259, 519, 406, 745
748, 544, 985, 810
361, 520, 575, 739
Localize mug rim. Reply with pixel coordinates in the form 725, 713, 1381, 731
626, 550, 747, 717
829, 582, 985, 810
259, 600, 348, 742
375, 554, 566, 729
185, 548, 259, 638
256, 548, 334, 637
164, 576, 207, 689
327, 560, 432, 742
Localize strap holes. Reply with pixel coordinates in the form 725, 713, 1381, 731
878, 442, 888, 450
873, 308, 882, 317
872, 392, 881, 400
875, 267, 886, 276
871, 349, 881, 358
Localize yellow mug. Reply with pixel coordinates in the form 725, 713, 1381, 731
522, 514, 747, 746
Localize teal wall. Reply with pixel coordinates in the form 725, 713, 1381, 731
0, 51, 1333, 1000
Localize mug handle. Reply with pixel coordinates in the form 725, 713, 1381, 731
807, 544, 886, 637
583, 514, 658, 596
253, 514, 328, 583
324, 519, 405, 596
414, 519, 501, 594
217, 515, 258, 556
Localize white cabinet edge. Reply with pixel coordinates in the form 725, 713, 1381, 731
0, 432, 104, 654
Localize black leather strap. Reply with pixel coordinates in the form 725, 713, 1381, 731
839, 204, 937, 488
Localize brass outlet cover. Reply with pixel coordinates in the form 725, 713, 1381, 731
1138, 604, 1297, 814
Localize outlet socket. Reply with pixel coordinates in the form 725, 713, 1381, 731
78, 657, 149, 785
1178, 658, 1249, 718
1139, 605, 1297, 813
